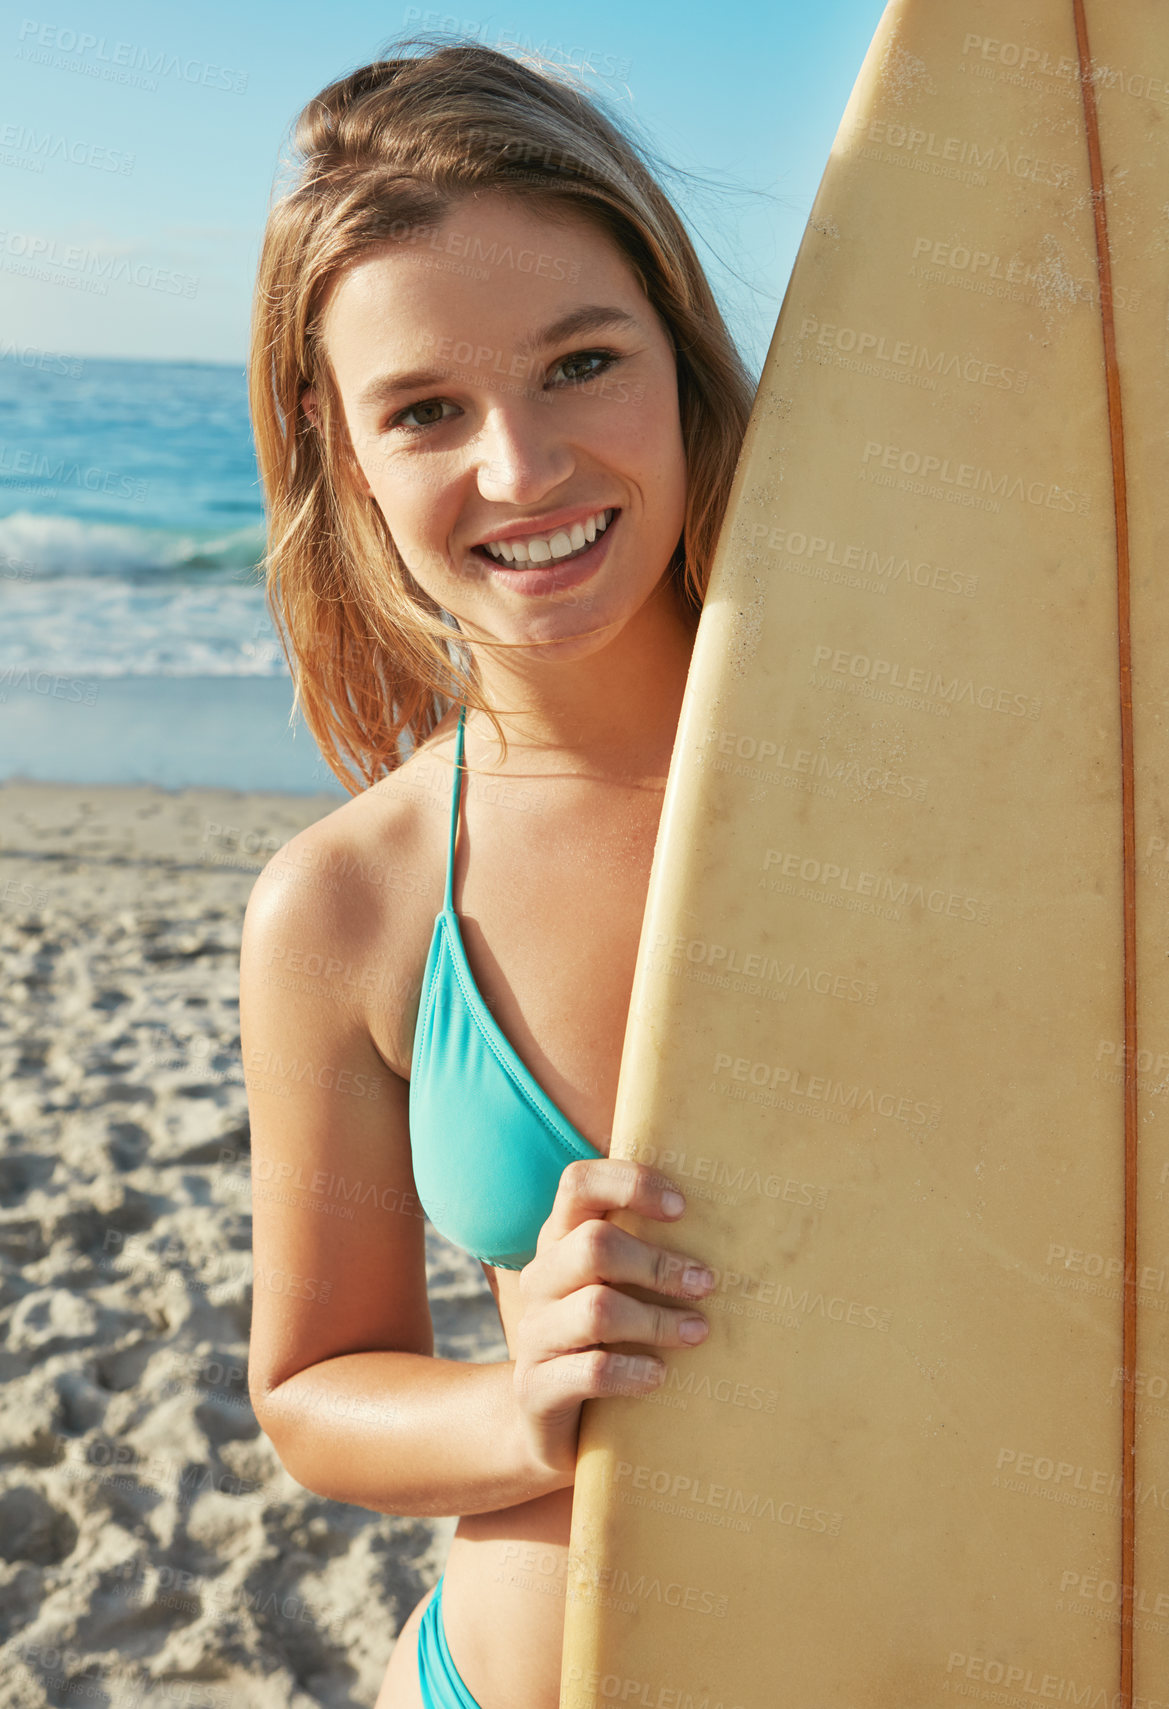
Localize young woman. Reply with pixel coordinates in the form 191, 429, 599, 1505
240, 39, 754, 1709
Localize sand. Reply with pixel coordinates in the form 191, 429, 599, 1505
0, 779, 507, 1709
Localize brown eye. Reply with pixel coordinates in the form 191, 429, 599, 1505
391, 397, 458, 432
554, 349, 617, 384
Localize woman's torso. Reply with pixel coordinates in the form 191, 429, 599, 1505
335, 705, 671, 1706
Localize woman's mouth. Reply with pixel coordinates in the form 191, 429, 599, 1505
470, 508, 619, 596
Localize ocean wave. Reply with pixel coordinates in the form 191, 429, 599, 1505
0, 573, 285, 677
0, 509, 266, 579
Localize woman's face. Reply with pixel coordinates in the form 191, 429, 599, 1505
317, 192, 689, 662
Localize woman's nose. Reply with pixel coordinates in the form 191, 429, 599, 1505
471, 403, 575, 504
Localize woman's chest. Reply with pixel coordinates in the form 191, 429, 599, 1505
453, 791, 660, 1144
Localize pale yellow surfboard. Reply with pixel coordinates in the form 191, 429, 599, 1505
562, 2, 1169, 1705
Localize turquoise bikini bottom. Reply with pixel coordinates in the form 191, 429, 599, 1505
417, 1576, 483, 1709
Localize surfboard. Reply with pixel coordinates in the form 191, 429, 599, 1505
561, 2, 1169, 1705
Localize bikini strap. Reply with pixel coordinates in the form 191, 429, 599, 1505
444, 704, 467, 912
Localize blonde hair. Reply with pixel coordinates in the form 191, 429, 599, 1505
248, 37, 755, 793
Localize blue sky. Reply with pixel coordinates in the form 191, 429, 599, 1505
0, 0, 885, 373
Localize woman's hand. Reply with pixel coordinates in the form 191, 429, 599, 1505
510, 1159, 715, 1483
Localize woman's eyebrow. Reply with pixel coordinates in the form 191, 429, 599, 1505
353, 305, 639, 414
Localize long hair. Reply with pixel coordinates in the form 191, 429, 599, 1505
248, 37, 755, 793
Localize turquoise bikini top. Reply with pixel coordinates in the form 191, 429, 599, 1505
409, 704, 604, 1270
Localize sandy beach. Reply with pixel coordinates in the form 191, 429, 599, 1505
0, 778, 507, 1709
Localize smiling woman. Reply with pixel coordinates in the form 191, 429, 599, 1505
247, 40, 752, 783
240, 35, 754, 1709
315, 197, 688, 654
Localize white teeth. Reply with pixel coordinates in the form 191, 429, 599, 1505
480, 507, 614, 564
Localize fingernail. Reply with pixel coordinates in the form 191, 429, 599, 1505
661, 1189, 685, 1216
679, 1316, 709, 1343
682, 1265, 714, 1295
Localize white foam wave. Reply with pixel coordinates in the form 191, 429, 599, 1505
0, 509, 266, 579
0, 574, 284, 677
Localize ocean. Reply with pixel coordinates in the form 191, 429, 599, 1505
0, 353, 344, 794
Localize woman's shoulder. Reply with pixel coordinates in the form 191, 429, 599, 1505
259, 714, 459, 906
242, 713, 461, 1077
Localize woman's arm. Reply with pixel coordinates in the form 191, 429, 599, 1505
240, 823, 565, 1519
253, 1345, 563, 1518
